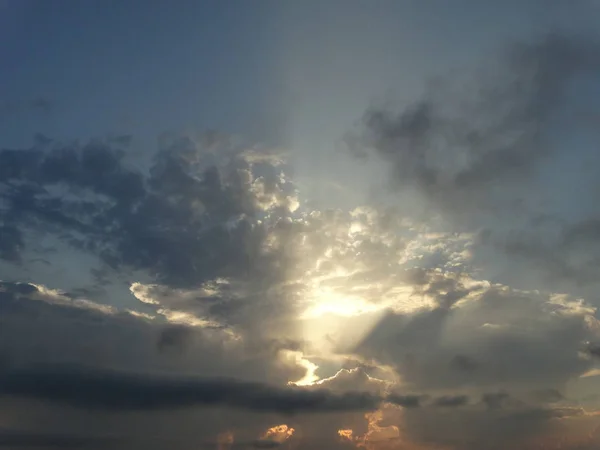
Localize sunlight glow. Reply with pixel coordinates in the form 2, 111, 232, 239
262, 424, 295, 443
157, 308, 219, 328
336, 410, 402, 449
301, 286, 383, 318
338, 429, 354, 441
581, 368, 600, 378
217, 431, 234, 450
285, 351, 320, 386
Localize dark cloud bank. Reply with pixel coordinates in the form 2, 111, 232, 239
0, 362, 379, 414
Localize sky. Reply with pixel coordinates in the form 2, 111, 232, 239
2, 1, 600, 449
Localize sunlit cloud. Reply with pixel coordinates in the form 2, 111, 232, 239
285, 350, 320, 386
260, 424, 295, 445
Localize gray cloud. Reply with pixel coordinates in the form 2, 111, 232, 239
0, 282, 500, 422
157, 325, 194, 353
0, 281, 306, 387
0, 134, 310, 344
358, 33, 600, 207
0, 428, 118, 448
355, 275, 597, 392
0, 134, 294, 291
352, 32, 600, 296
0, 363, 381, 414
481, 392, 511, 410
401, 405, 591, 450
432, 395, 470, 408
0, 224, 23, 262
385, 393, 423, 408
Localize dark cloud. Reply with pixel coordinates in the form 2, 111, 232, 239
0, 134, 294, 290
385, 393, 422, 408
0, 224, 24, 262
529, 388, 564, 404
451, 355, 479, 373
432, 395, 469, 408
0, 429, 118, 448
0, 363, 381, 414
157, 325, 194, 353
251, 440, 284, 448
588, 344, 600, 358
481, 392, 511, 410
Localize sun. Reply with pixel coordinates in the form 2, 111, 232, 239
301, 285, 383, 319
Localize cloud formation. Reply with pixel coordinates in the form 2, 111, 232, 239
353, 33, 600, 298
2, 29, 600, 450
0, 363, 381, 414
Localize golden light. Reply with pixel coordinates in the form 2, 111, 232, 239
217, 431, 234, 450
335, 410, 403, 450
338, 429, 354, 441
262, 424, 295, 443
363, 410, 400, 443
284, 350, 320, 386
301, 286, 383, 319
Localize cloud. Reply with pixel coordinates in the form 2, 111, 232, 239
156, 325, 194, 352
2, 34, 600, 446
0, 363, 381, 414
481, 392, 511, 410
0, 134, 296, 291
357, 33, 600, 206
384, 393, 422, 408
355, 277, 599, 392
352, 32, 600, 297
0, 133, 318, 349
0, 224, 23, 262
432, 395, 469, 408
0, 347, 473, 417
0, 281, 307, 387
400, 405, 595, 450
0, 428, 118, 448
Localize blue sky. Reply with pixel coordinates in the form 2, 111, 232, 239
3, 0, 596, 201
0, 0, 284, 145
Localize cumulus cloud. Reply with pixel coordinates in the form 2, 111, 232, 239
0, 134, 296, 290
